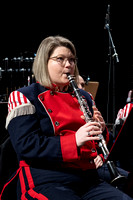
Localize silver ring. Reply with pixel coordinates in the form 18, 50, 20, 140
88, 132, 91, 136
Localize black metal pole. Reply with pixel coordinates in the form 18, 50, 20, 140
104, 4, 119, 125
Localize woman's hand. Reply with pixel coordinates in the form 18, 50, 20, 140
92, 106, 106, 131
94, 155, 103, 168
75, 121, 102, 147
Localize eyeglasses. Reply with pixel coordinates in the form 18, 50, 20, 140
49, 55, 77, 66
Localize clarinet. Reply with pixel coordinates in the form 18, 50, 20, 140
67, 73, 127, 187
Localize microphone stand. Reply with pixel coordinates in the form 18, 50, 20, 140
104, 5, 119, 129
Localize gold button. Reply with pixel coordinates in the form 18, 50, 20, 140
55, 121, 59, 126
48, 109, 52, 113
89, 160, 93, 164
50, 91, 54, 95
91, 148, 96, 153
40, 95, 44, 101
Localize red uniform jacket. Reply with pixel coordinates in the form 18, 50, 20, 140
1, 83, 109, 199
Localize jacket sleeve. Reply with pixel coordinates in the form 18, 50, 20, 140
6, 91, 79, 165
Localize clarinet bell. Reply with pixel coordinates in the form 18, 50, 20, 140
107, 161, 127, 189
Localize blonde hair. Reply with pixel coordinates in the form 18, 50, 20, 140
32, 35, 79, 88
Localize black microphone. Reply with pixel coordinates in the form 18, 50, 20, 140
104, 4, 110, 29
107, 4, 110, 15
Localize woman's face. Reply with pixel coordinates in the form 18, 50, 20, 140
47, 46, 76, 90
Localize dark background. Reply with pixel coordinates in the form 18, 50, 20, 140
0, 1, 133, 142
